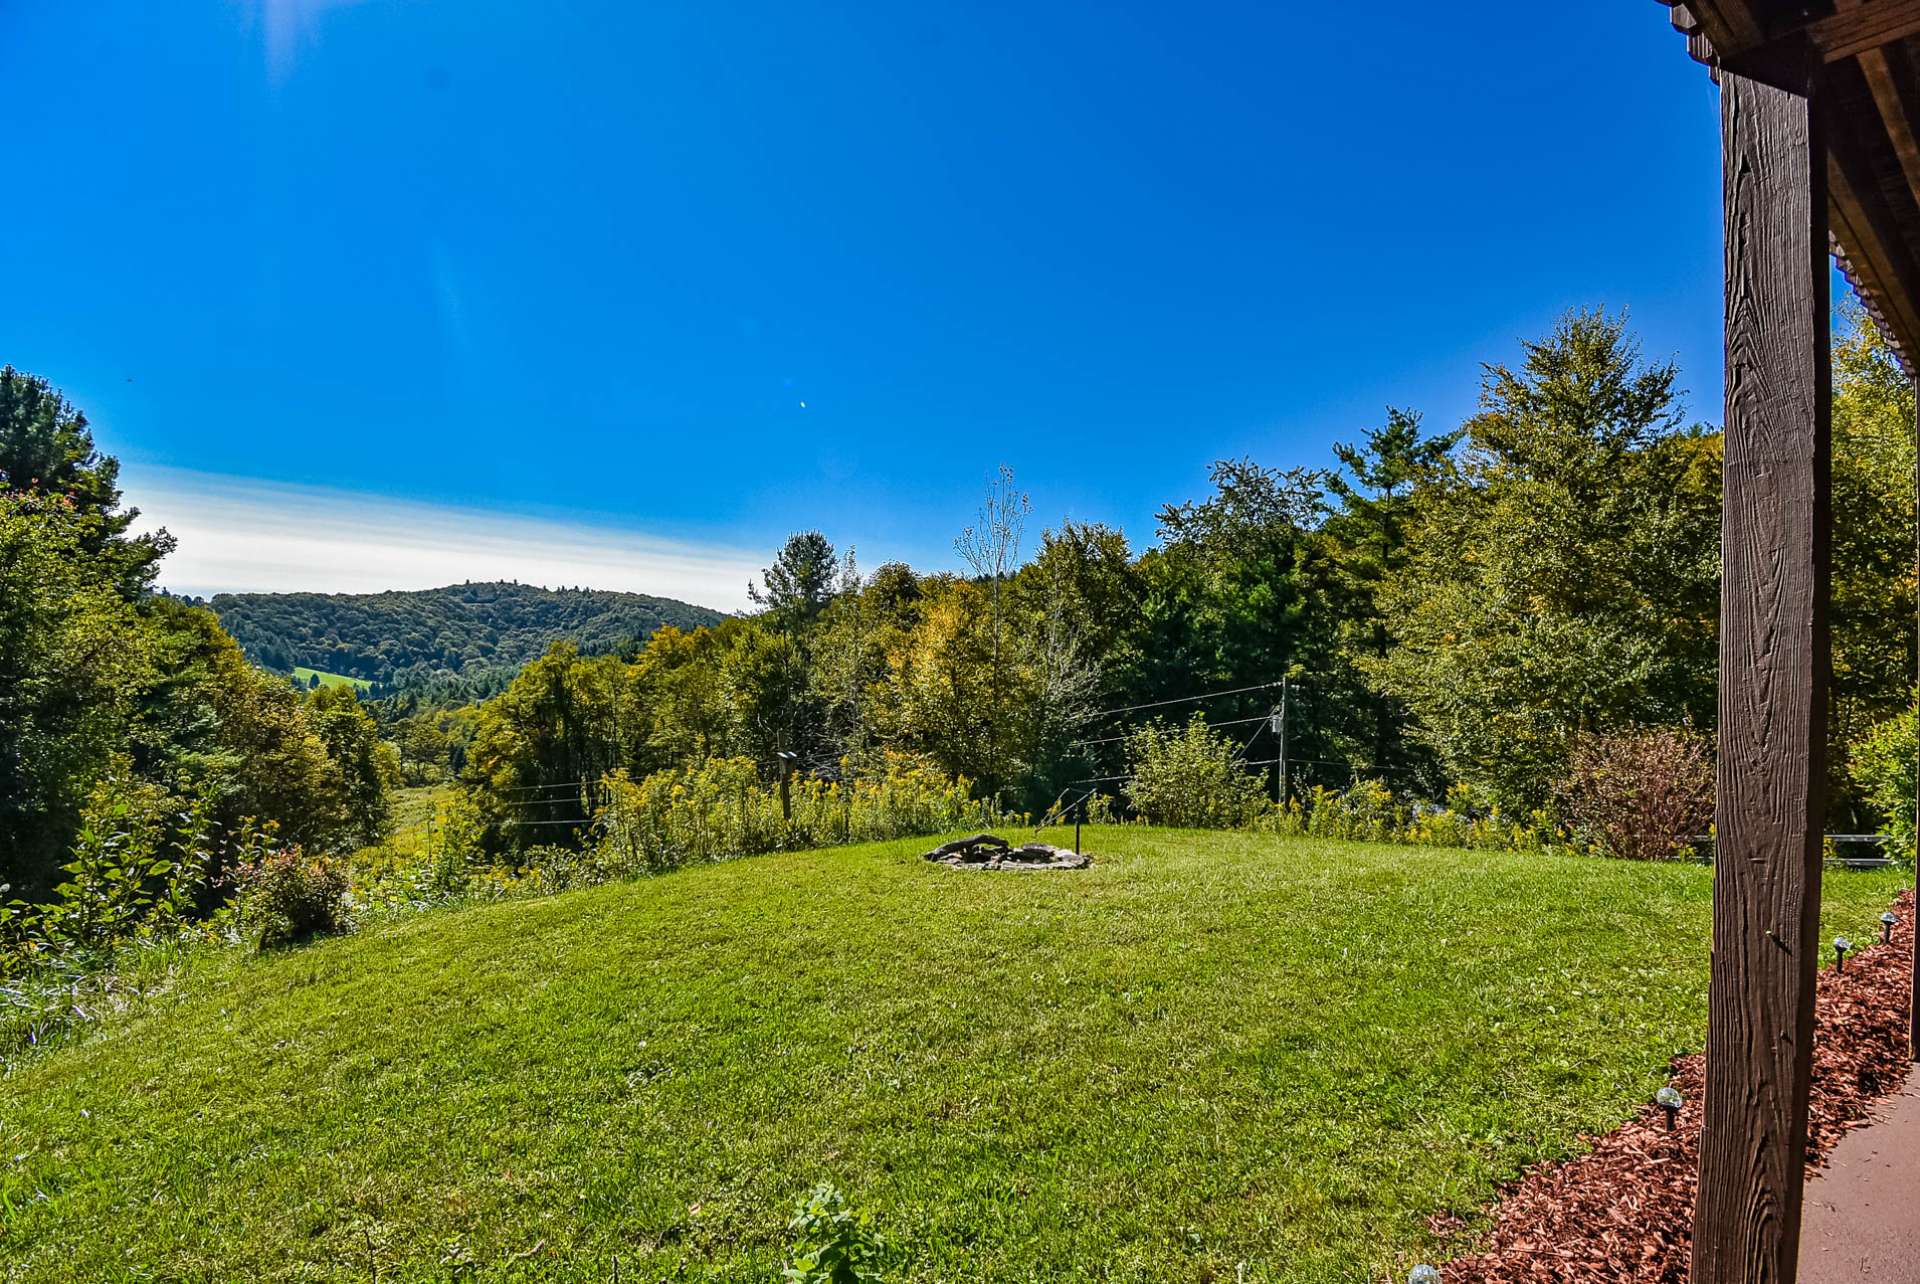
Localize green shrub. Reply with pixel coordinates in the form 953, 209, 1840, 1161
1, 771, 213, 973
1121, 716, 1268, 829
231, 849, 349, 949
597, 758, 788, 874
1303, 778, 1405, 843
783, 1183, 884, 1284
595, 753, 993, 877
346, 789, 498, 913
333, 757, 991, 925
1249, 777, 1562, 854
1417, 783, 1560, 852
1251, 796, 1306, 836
0, 772, 227, 1058
826, 754, 991, 845
1852, 703, 1917, 862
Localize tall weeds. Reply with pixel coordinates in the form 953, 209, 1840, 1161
595, 753, 995, 876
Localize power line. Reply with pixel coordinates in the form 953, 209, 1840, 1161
505, 793, 607, 805
1076, 680, 1284, 724
1072, 758, 1284, 787
1235, 712, 1269, 759
1070, 753, 1415, 790
1070, 711, 1273, 749
496, 792, 600, 806
1287, 758, 1422, 775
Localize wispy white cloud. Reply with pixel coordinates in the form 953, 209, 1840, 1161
253, 0, 363, 85
121, 467, 759, 612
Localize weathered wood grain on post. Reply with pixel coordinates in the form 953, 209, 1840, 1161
1690, 66, 1831, 1284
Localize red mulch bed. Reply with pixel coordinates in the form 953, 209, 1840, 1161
1431, 890, 1915, 1283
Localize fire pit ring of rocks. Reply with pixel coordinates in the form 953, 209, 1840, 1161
922, 833, 1090, 871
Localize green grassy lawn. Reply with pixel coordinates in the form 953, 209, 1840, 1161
1, 831, 1904, 1283
291, 665, 372, 692
387, 783, 451, 833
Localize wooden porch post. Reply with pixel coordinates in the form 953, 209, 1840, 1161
1691, 61, 1832, 1284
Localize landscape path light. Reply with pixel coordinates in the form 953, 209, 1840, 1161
1882, 910, 1898, 945
1409, 1267, 1441, 1284
1656, 1085, 1684, 1132
1834, 935, 1854, 972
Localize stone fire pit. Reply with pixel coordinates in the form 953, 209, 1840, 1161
922, 833, 1091, 871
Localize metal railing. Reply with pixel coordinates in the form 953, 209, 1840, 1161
1685, 833, 1897, 869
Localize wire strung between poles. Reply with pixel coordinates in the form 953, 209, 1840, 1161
1069, 711, 1273, 749
1073, 680, 1285, 725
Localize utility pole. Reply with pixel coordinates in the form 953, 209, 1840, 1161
777, 749, 799, 823
1269, 706, 1282, 802
1275, 677, 1290, 805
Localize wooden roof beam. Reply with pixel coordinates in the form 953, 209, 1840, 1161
1808, 0, 1920, 62
1670, 4, 1724, 65
1665, 1, 1920, 72
1827, 104, 1920, 358
1857, 43, 1920, 200
1663, 0, 1767, 62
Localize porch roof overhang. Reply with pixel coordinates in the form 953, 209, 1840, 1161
1664, 0, 1920, 370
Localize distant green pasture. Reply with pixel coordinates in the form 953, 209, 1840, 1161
291, 665, 372, 692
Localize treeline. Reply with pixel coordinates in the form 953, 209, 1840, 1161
0, 368, 395, 900
7, 300, 1911, 904
454, 309, 1916, 851
209, 581, 725, 701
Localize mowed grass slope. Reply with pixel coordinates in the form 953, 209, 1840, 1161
290, 665, 372, 692
2, 831, 1902, 1283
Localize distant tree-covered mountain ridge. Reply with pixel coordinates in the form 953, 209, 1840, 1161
209, 582, 727, 700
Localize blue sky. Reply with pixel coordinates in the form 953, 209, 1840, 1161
4, 2, 1728, 608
